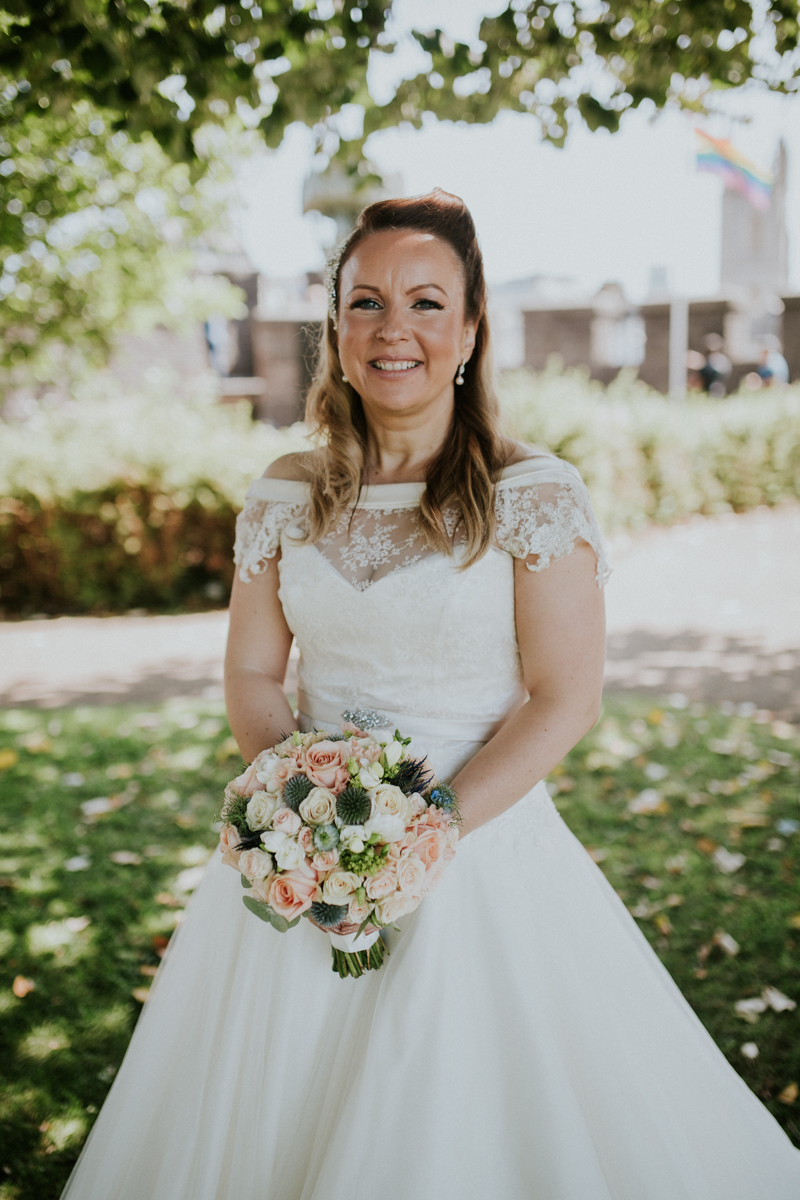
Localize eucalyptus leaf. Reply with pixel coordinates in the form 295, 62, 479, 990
240, 875, 253, 889
242, 896, 274, 923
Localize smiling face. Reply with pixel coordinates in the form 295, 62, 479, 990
336, 228, 477, 423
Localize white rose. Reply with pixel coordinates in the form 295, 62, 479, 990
375, 891, 417, 923
254, 754, 282, 792
358, 762, 384, 789
383, 740, 403, 768
299, 786, 337, 825
275, 836, 305, 871
238, 847, 275, 882
339, 824, 367, 843
260, 829, 287, 854
321, 870, 362, 904
246, 790, 280, 831
348, 896, 374, 925
364, 812, 406, 845
372, 783, 411, 824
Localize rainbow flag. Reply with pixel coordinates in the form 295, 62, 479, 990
695, 129, 773, 211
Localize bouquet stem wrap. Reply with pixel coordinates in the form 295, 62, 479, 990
328, 929, 386, 978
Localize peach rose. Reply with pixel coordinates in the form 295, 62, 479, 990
409, 791, 428, 817
365, 861, 398, 900
348, 895, 374, 925
396, 851, 425, 898
239, 847, 275, 882
272, 806, 302, 836
219, 824, 243, 869
249, 872, 276, 903
297, 825, 315, 855
268, 864, 317, 920
230, 760, 261, 797
301, 740, 351, 792
374, 891, 417, 924
412, 825, 446, 872
312, 848, 340, 873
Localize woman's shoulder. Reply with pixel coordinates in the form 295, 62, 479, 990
497, 441, 582, 486
262, 450, 319, 483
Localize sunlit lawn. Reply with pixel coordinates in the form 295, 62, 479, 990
0, 695, 798, 1198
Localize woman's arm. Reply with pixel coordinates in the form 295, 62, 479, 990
224, 557, 298, 762
451, 541, 606, 836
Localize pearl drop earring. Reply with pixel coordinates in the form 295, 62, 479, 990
341, 374, 349, 383
455, 360, 466, 386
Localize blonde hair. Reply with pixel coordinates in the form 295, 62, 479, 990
304, 188, 506, 567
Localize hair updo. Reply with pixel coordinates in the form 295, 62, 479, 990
304, 187, 506, 567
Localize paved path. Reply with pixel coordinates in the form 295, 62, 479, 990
1, 504, 798, 719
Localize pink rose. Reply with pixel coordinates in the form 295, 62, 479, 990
268, 862, 317, 920
230, 760, 261, 797
348, 895, 374, 925
412, 825, 446, 872
375, 891, 417, 923
219, 824, 243, 869
301, 739, 351, 793
365, 862, 398, 900
272, 806, 302, 836
396, 851, 425, 898
312, 848, 340, 873
239, 847, 274, 882
272, 759, 300, 790
409, 792, 428, 817
297, 825, 315, 855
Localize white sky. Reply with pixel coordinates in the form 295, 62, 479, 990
234, 0, 800, 301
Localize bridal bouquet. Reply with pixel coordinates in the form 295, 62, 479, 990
218, 717, 459, 978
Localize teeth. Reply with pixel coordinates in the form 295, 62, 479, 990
372, 360, 420, 372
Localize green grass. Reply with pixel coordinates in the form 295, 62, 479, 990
0, 696, 798, 1198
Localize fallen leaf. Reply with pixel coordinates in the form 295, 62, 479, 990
654, 913, 673, 936
12, 975, 35, 998
139, 965, 158, 977
778, 1082, 799, 1105
63, 856, 91, 872
788, 914, 800, 930
735, 997, 767, 1024
762, 986, 796, 1013
628, 788, 664, 815
695, 837, 717, 855
63, 916, 90, 933
586, 847, 608, 863
740, 1042, 759, 1060
131, 987, 150, 1003
110, 851, 142, 866
712, 847, 746, 875
640, 875, 662, 890
0, 748, 19, 770
713, 930, 740, 957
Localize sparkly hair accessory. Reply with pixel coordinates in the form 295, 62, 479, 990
324, 238, 349, 331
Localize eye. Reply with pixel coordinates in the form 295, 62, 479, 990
412, 299, 443, 310
349, 297, 382, 310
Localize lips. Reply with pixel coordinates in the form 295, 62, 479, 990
369, 359, 422, 372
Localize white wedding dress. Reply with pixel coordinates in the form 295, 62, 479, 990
63, 455, 800, 1200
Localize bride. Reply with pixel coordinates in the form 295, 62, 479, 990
63, 189, 800, 1199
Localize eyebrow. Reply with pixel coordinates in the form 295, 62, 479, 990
346, 283, 449, 298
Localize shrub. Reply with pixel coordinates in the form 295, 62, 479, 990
500, 367, 800, 533
0, 375, 303, 615
2, 368, 799, 615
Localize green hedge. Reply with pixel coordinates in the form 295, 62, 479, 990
502, 367, 800, 533
2, 369, 799, 615
0, 376, 302, 615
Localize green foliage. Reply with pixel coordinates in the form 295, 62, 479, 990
500, 367, 800, 534
0, 695, 796, 1197
2, 369, 799, 616
0, 2, 797, 162
0, 101, 244, 385
0, 377, 304, 615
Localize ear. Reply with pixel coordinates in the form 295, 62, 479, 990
462, 320, 478, 361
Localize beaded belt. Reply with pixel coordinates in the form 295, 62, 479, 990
296, 690, 510, 744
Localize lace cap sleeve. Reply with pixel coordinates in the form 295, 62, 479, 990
233, 478, 309, 582
495, 460, 611, 588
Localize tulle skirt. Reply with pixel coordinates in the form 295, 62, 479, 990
62, 735, 800, 1200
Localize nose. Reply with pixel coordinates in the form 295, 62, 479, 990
375, 302, 410, 344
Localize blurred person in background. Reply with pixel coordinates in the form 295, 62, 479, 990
757, 334, 790, 386
699, 334, 732, 398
